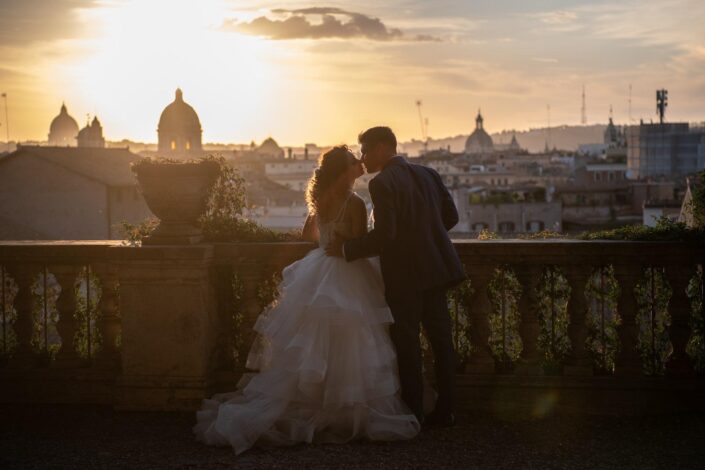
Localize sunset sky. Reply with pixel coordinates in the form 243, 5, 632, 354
1, 0, 704, 146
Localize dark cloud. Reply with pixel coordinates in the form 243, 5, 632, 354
224, 8, 440, 42
0, 0, 98, 45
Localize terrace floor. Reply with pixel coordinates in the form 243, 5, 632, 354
2, 405, 705, 469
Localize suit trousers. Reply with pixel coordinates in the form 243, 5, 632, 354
386, 286, 456, 420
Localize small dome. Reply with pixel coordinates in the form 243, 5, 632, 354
465, 109, 494, 154
48, 103, 79, 146
77, 114, 105, 148
158, 88, 202, 134
257, 137, 284, 158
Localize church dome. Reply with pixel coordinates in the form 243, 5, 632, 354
465, 110, 494, 154
157, 88, 203, 155
77, 115, 105, 148
257, 137, 284, 159
158, 88, 202, 133
48, 103, 79, 146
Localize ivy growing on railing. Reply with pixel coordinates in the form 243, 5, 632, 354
585, 266, 620, 374
31, 268, 60, 364
686, 267, 705, 372
447, 277, 473, 370
256, 272, 282, 310
635, 268, 673, 376
0, 266, 18, 362
536, 267, 571, 373
487, 267, 522, 370
73, 266, 102, 361
230, 272, 246, 368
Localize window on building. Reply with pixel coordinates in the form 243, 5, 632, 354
526, 220, 544, 232
170, 140, 176, 150
186, 140, 191, 150
472, 222, 488, 231
498, 221, 515, 233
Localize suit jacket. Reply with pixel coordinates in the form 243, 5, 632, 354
344, 156, 465, 295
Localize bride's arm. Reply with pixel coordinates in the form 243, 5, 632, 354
302, 213, 319, 243
349, 195, 368, 238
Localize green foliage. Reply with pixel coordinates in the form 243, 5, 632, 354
119, 218, 159, 246
230, 273, 246, 367
200, 155, 247, 224
635, 268, 672, 376
535, 267, 571, 373
256, 272, 282, 309
477, 229, 499, 240
125, 155, 303, 244
73, 266, 102, 360
690, 169, 705, 228
0, 267, 18, 362
585, 266, 620, 374
686, 267, 705, 372
447, 276, 474, 370
578, 217, 705, 241
202, 218, 301, 243
518, 230, 566, 240
31, 269, 60, 363
487, 268, 522, 369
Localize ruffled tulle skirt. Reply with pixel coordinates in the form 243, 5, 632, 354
194, 248, 420, 454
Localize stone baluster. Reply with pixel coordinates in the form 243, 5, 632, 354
94, 262, 121, 368
514, 264, 542, 375
614, 264, 642, 377
466, 264, 494, 374
6, 264, 38, 367
564, 265, 593, 376
52, 264, 82, 366
665, 264, 695, 377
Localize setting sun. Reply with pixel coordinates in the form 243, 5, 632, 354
59, 0, 286, 143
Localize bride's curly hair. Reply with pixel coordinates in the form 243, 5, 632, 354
306, 145, 354, 215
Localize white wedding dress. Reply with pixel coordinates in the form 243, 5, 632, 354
194, 198, 420, 454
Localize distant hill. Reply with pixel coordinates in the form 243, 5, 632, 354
400, 124, 607, 156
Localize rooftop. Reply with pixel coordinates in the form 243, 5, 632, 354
2, 145, 141, 187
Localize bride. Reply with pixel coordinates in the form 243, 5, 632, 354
194, 145, 421, 454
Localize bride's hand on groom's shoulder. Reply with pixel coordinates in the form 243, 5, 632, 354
325, 232, 345, 258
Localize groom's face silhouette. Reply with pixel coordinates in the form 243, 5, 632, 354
361, 142, 390, 174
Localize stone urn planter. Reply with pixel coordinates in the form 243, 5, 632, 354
132, 159, 221, 245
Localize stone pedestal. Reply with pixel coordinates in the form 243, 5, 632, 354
113, 245, 218, 410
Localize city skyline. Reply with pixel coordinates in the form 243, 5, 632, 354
1, 0, 704, 145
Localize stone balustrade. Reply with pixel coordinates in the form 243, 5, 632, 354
1, 240, 703, 414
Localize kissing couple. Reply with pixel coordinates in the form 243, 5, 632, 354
194, 126, 465, 454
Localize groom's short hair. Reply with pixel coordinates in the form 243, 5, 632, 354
359, 126, 397, 152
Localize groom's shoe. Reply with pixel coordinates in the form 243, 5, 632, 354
424, 411, 456, 428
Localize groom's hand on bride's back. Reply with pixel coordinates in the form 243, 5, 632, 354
325, 232, 345, 258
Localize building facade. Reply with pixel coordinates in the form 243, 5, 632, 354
626, 122, 705, 179
0, 146, 153, 240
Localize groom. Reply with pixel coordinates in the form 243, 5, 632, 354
327, 126, 465, 425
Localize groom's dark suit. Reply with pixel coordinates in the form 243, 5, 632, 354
343, 156, 464, 419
